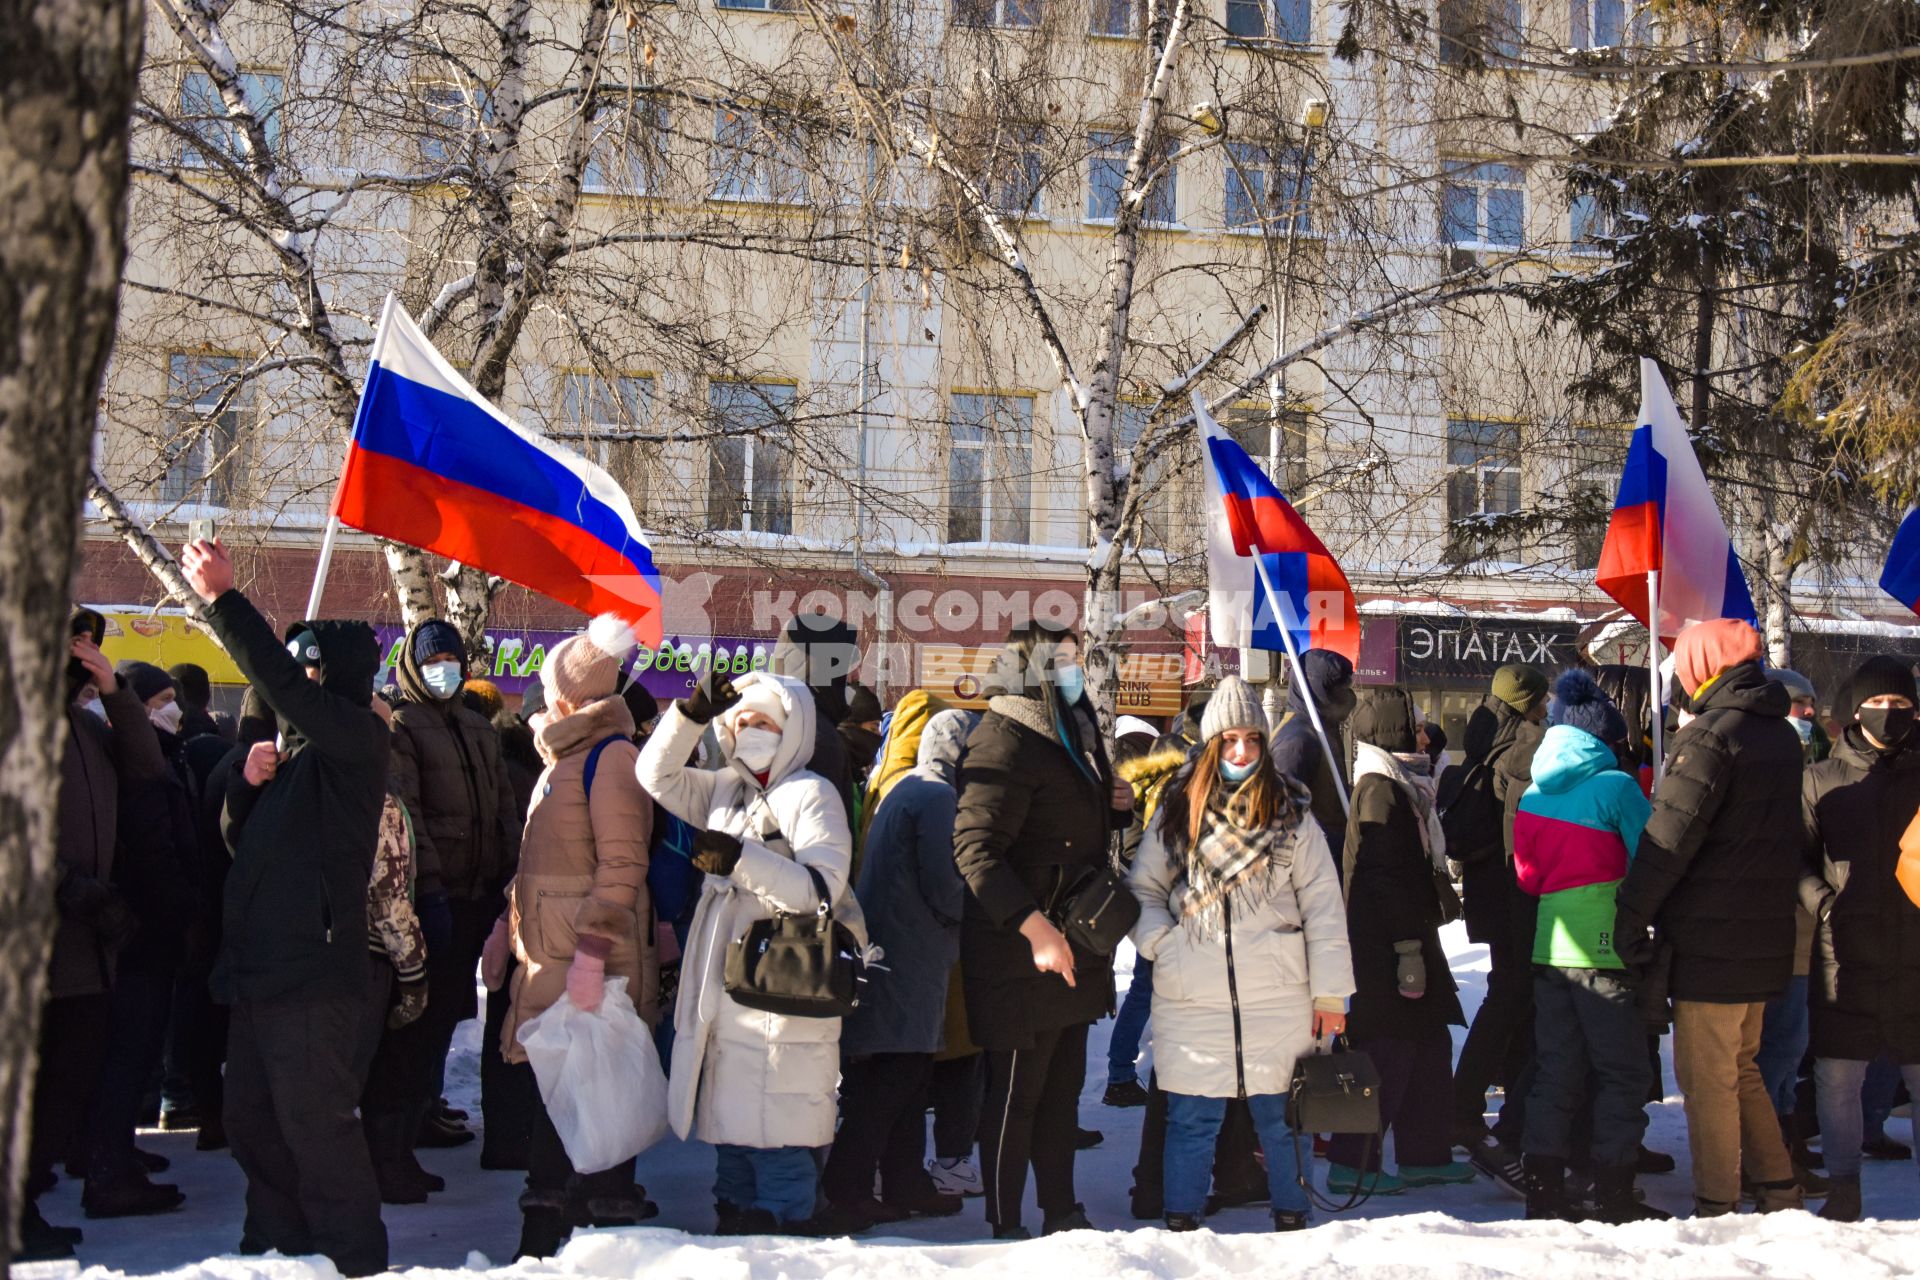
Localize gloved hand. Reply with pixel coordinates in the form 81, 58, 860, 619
1394, 939, 1426, 999
566, 949, 607, 1013
418, 890, 454, 959
1612, 908, 1655, 969
389, 976, 429, 1029
682, 669, 742, 724
691, 828, 744, 878
481, 916, 511, 991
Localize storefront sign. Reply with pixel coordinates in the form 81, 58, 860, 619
919, 644, 1186, 715
97, 610, 245, 683
1397, 615, 1579, 685
375, 627, 776, 699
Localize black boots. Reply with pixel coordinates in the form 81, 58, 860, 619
1523, 1154, 1574, 1221
515, 1190, 571, 1260
1163, 1212, 1202, 1232
1818, 1176, 1862, 1223
1590, 1165, 1671, 1223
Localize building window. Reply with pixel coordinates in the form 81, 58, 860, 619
583, 101, 667, 195
1226, 0, 1310, 43
1447, 418, 1521, 522
1091, 0, 1141, 35
1088, 131, 1176, 225
420, 84, 488, 166
1571, 426, 1627, 564
1225, 404, 1308, 496
710, 107, 807, 203
559, 372, 653, 509
947, 393, 1033, 544
717, 0, 794, 10
955, 0, 1041, 27
1117, 402, 1180, 549
163, 353, 249, 508
1571, 0, 1645, 47
984, 126, 1047, 218
1439, 0, 1522, 64
1441, 162, 1525, 249
178, 70, 284, 167
707, 381, 794, 535
1569, 191, 1611, 251
1225, 142, 1312, 234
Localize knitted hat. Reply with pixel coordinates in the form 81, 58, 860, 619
1770, 668, 1816, 703
1840, 655, 1918, 715
114, 660, 176, 705
542, 615, 637, 706
1199, 675, 1267, 744
1491, 664, 1549, 713
1548, 668, 1628, 745
412, 619, 465, 667
1671, 618, 1762, 696
168, 663, 212, 710
726, 680, 789, 731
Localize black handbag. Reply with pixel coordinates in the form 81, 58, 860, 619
1286, 1037, 1382, 1136
723, 865, 866, 1018
1054, 864, 1141, 956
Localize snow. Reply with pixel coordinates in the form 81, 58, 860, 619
20, 926, 1920, 1279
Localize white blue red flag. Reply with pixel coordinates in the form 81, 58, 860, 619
334, 295, 662, 642
1197, 395, 1360, 663
1596, 359, 1755, 643
1880, 509, 1920, 617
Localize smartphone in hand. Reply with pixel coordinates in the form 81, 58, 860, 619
187, 517, 217, 546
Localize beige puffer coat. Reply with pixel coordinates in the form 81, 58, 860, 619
637, 672, 855, 1149
501, 695, 655, 1065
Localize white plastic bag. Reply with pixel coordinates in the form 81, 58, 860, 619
515, 977, 668, 1173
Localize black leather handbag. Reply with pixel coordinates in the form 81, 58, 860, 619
1286, 1038, 1382, 1136
1055, 864, 1141, 956
723, 865, 866, 1018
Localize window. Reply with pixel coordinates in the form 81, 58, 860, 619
583, 101, 667, 195
1117, 403, 1178, 548
178, 70, 284, 167
1092, 0, 1140, 35
1447, 419, 1521, 523
1225, 404, 1308, 496
1441, 162, 1525, 248
707, 381, 793, 535
1225, 141, 1312, 234
420, 84, 487, 166
1571, 426, 1627, 564
1088, 131, 1176, 225
1570, 191, 1612, 251
1439, 0, 1522, 64
1571, 0, 1646, 47
955, 0, 1040, 27
162, 353, 249, 507
710, 107, 807, 203
947, 394, 1033, 544
717, 0, 794, 10
985, 126, 1047, 218
1226, 0, 1310, 43
559, 372, 654, 508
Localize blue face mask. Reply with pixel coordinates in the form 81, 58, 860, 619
1790, 715, 1815, 744
1220, 756, 1258, 783
1053, 662, 1084, 706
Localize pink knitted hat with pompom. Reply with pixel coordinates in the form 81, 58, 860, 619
542, 614, 637, 706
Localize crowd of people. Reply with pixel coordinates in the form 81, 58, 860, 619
23, 537, 1920, 1269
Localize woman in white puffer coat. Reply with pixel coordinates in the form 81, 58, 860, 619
637, 668, 855, 1235
1127, 676, 1355, 1233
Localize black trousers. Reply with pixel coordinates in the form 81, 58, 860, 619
226, 983, 388, 1277
1131, 1071, 1262, 1202
526, 1092, 635, 1207
929, 1053, 986, 1161
86, 961, 177, 1183
1455, 932, 1537, 1139
1524, 967, 1651, 1171
30, 993, 113, 1194
481, 973, 537, 1166
981, 1021, 1088, 1230
416, 896, 496, 1111
824, 1053, 936, 1205
1328, 1027, 1455, 1172
165, 970, 227, 1124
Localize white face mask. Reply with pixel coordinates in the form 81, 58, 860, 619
732, 726, 782, 773
79, 694, 106, 721
422, 660, 464, 700
150, 702, 184, 734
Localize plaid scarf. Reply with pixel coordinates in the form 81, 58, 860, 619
1181, 791, 1294, 944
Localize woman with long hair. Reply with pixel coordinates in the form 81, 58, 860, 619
952, 622, 1133, 1239
1127, 676, 1354, 1232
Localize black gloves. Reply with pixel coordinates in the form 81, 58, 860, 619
389, 977, 429, 1029
1394, 940, 1427, 999
1612, 909, 1655, 969
682, 670, 742, 725
692, 828, 744, 877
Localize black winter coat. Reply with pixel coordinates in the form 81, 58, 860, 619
1615, 662, 1803, 1004
1801, 727, 1920, 1061
391, 621, 519, 899
1442, 698, 1533, 945
1342, 772, 1464, 1038
208, 591, 388, 1004
114, 731, 204, 972
952, 693, 1120, 1050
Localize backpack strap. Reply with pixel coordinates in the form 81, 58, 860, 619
581, 734, 629, 800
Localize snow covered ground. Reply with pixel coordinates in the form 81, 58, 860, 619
21, 923, 1920, 1279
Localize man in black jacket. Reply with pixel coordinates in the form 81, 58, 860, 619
1270, 649, 1357, 855
181, 538, 389, 1276
1800, 655, 1920, 1222
1614, 619, 1803, 1218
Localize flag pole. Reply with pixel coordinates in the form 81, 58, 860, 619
1647, 568, 1665, 789
304, 517, 341, 620
1253, 553, 1350, 818
303, 292, 398, 621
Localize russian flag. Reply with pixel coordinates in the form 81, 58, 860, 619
1595, 359, 1755, 643
1196, 395, 1360, 663
334, 295, 662, 643
1880, 509, 1920, 616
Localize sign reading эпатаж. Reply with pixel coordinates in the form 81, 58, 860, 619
1397, 615, 1578, 685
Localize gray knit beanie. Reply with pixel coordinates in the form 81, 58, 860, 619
1200, 675, 1267, 743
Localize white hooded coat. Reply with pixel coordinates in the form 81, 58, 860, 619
636, 672, 856, 1148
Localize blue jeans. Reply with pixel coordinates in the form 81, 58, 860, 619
1108, 956, 1154, 1086
1164, 1091, 1307, 1216
1813, 1058, 1920, 1181
714, 1144, 819, 1224
1756, 976, 1810, 1117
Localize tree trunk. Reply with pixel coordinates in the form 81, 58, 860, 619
1763, 521, 1794, 669
441, 563, 499, 665
382, 540, 439, 627
1082, 561, 1124, 736
0, 0, 144, 1264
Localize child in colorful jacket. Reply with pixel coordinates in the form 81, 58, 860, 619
1511, 670, 1662, 1224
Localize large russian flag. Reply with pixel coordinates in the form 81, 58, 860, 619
1880, 509, 1920, 616
335, 295, 662, 643
1595, 359, 1755, 643
1196, 395, 1360, 663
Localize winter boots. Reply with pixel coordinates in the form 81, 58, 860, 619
1754, 1179, 1805, 1213
515, 1190, 571, 1260
1589, 1166, 1671, 1223
1817, 1176, 1862, 1223
1164, 1212, 1202, 1232
1523, 1154, 1575, 1221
